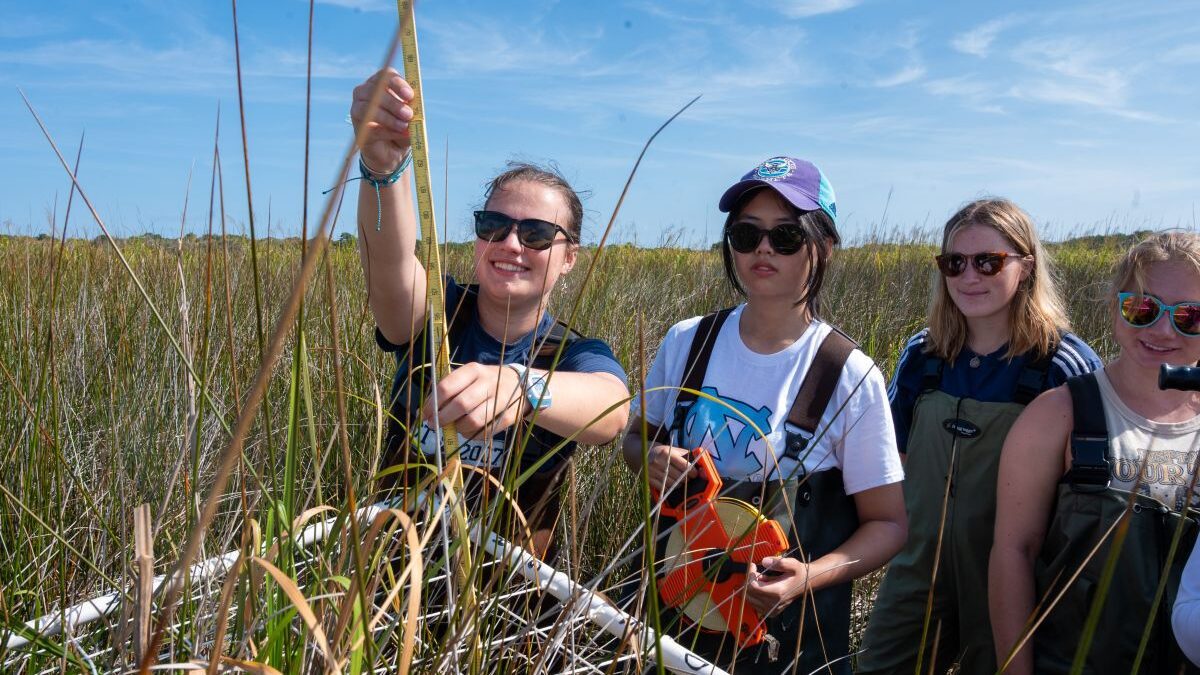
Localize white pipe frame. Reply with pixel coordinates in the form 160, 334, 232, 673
5, 502, 729, 675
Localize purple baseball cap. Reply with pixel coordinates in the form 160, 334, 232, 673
718, 156, 837, 224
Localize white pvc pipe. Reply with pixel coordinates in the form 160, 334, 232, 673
7, 502, 727, 675
5, 503, 389, 651
477, 528, 730, 675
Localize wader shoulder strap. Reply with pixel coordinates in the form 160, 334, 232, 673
532, 320, 583, 367
920, 354, 943, 393
1013, 339, 1060, 405
1065, 372, 1111, 492
655, 308, 734, 444
677, 308, 735, 404
783, 328, 857, 462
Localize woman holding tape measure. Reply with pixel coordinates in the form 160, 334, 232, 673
351, 68, 630, 559
623, 156, 906, 674
859, 199, 1101, 674
991, 231, 1200, 674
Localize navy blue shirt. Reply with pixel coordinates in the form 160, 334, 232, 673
377, 276, 628, 474
887, 329, 1102, 452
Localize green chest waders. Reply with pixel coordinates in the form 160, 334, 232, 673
1034, 486, 1198, 674
650, 309, 861, 675
1032, 372, 1200, 674
860, 351, 1052, 675
860, 391, 1023, 675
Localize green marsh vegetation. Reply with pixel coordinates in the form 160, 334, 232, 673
1, 2, 1171, 669
0, 227, 1136, 672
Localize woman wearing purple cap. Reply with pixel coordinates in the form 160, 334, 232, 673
623, 157, 907, 674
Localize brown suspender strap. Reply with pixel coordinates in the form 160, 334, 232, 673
782, 329, 857, 461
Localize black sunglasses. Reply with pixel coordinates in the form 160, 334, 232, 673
725, 221, 807, 255
935, 251, 1031, 277
474, 210, 574, 251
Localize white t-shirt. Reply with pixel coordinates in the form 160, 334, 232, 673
1174, 537, 1200, 666
633, 305, 904, 493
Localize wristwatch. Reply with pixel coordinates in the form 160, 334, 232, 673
506, 363, 552, 412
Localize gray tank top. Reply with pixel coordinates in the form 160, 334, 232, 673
1095, 369, 1200, 511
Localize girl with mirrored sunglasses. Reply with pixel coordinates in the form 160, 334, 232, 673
860, 198, 1101, 675
623, 156, 907, 674
992, 231, 1200, 674
350, 67, 630, 560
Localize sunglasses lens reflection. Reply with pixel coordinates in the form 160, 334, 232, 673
936, 253, 967, 277
1121, 294, 1162, 327
518, 222, 558, 250
975, 254, 1005, 275
1173, 304, 1200, 336
475, 211, 513, 242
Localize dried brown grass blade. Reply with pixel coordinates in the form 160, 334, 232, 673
249, 556, 341, 675
206, 554, 246, 675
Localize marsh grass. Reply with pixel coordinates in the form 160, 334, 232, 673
0, 222, 1140, 674
6, 0, 1188, 663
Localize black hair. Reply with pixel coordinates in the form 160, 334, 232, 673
482, 161, 584, 241
719, 187, 840, 316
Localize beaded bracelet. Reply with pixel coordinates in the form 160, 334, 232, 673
359, 152, 413, 231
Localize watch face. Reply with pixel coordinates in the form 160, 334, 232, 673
528, 374, 551, 410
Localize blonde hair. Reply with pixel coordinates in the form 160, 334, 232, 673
926, 198, 1070, 362
1110, 230, 1200, 303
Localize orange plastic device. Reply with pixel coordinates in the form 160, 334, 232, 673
653, 448, 789, 647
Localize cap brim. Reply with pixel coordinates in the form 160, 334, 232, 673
718, 179, 822, 214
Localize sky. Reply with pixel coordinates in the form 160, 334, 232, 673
2, 0, 1199, 246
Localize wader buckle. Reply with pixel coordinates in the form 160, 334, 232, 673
1067, 433, 1111, 493
783, 423, 812, 462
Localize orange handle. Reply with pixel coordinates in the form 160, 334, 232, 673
654, 447, 722, 519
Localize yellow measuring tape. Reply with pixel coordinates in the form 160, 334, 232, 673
395, 0, 481, 652
396, 0, 451, 392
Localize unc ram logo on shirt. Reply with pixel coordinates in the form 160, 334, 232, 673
679, 386, 782, 481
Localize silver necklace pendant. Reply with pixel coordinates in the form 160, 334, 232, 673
969, 356, 981, 368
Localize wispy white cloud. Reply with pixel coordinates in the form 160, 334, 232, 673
923, 75, 986, 98
250, 48, 371, 80
0, 37, 233, 89
0, 15, 67, 39
423, 17, 593, 74
1054, 138, 1101, 149
854, 23, 925, 89
1162, 44, 1200, 64
517, 21, 819, 123
1009, 79, 1120, 109
777, 0, 863, 19
628, 0, 727, 26
0, 30, 366, 107
921, 76, 1007, 113
314, 0, 391, 13
874, 64, 925, 87
1009, 37, 1128, 109
951, 16, 1019, 57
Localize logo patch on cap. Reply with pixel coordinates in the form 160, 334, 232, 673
755, 157, 796, 182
